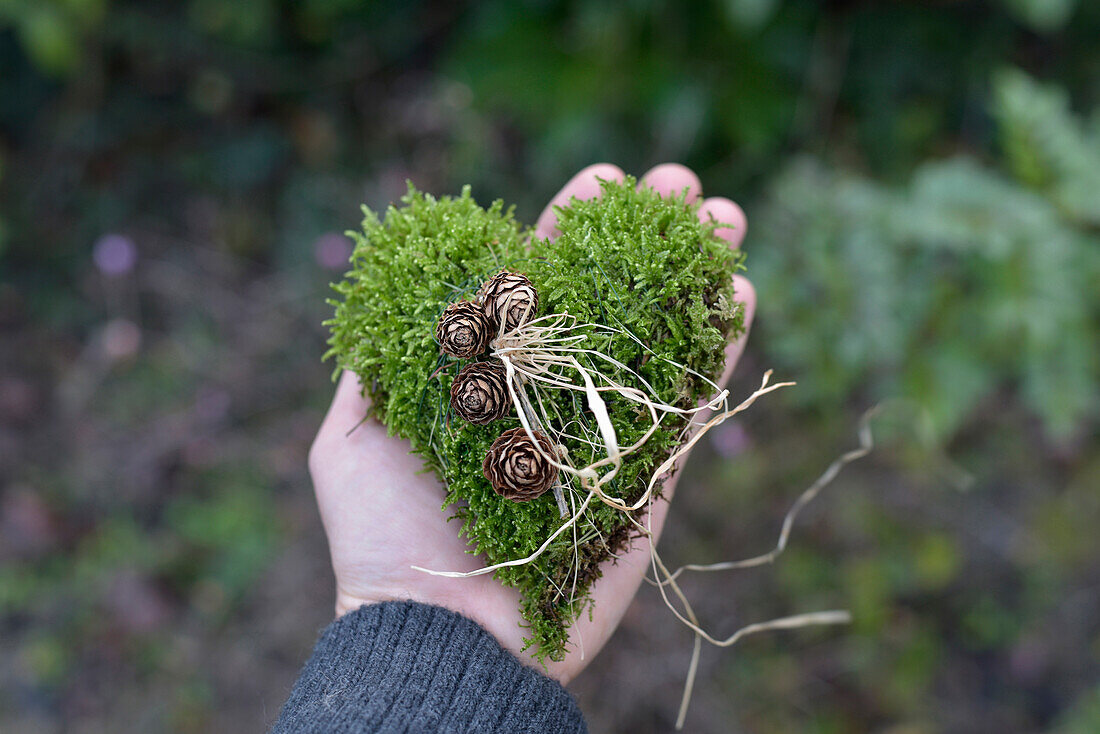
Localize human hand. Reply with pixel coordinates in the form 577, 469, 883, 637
307, 163, 755, 684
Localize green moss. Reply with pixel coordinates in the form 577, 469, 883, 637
325, 178, 746, 660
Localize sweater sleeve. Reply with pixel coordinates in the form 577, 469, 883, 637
271, 600, 587, 734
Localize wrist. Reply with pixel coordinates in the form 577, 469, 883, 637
334, 586, 386, 619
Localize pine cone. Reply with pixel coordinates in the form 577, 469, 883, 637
450, 360, 510, 424
482, 427, 560, 502
436, 301, 492, 359
478, 270, 539, 334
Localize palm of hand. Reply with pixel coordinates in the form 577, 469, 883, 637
308, 163, 755, 683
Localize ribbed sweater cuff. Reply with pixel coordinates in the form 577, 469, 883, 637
272, 601, 587, 733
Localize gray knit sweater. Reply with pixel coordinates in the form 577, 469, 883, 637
272, 601, 587, 733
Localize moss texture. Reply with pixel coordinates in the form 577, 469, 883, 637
325, 178, 746, 660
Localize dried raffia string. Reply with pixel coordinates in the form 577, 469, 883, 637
651, 404, 882, 728
658, 404, 881, 584
413, 307, 873, 727
413, 309, 791, 574
490, 310, 735, 509
411, 309, 732, 578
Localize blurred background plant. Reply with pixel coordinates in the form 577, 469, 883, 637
2, 1, 1098, 732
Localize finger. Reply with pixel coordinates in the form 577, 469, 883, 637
321, 370, 372, 434
639, 163, 703, 203
698, 196, 748, 250
714, 275, 756, 390
535, 163, 625, 240
310, 371, 375, 472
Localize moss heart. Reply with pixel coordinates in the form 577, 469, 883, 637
324, 177, 746, 661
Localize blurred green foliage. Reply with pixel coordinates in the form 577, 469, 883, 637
3, 0, 1100, 732
1056, 686, 1100, 734
0, 0, 107, 76
752, 69, 1100, 438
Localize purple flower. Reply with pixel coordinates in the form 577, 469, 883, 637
93, 233, 137, 276
313, 233, 352, 270
709, 420, 751, 458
